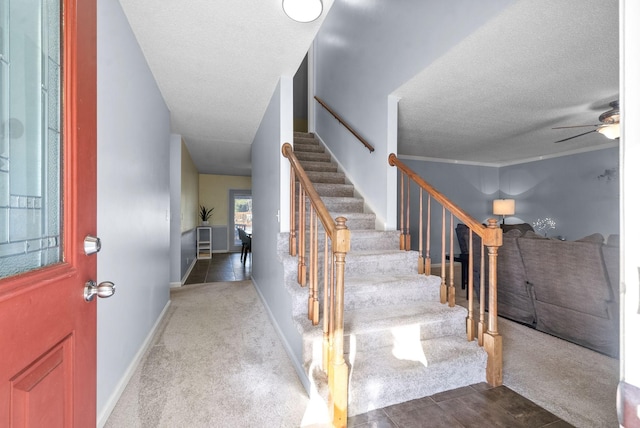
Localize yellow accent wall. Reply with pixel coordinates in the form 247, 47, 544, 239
199, 174, 252, 226
181, 140, 199, 232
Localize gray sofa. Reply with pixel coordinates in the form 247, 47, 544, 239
464, 223, 619, 357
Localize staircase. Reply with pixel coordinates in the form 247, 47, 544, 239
281, 132, 487, 417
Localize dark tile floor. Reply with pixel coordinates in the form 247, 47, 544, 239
184, 252, 251, 284
348, 383, 573, 428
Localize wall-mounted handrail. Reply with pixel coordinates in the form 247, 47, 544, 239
314, 96, 375, 153
389, 152, 504, 387
282, 142, 350, 427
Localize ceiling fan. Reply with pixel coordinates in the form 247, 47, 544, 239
553, 101, 620, 143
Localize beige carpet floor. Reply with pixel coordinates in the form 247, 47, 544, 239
105, 281, 327, 428
105, 280, 619, 427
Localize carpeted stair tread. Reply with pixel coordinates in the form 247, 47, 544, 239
306, 171, 346, 184
346, 335, 487, 415
344, 274, 441, 299
329, 212, 375, 230
317, 196, 364, 212
294, 143, 325, 153
344, 303, 467, 334
279, 230, 400, 253
300, 160, 338, 172
297, 302, 467, 339
313, 183, 354, 197
293, 151, 331, 162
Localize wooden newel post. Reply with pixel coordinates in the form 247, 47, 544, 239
482, 219, 503, 386
331, 217, 350, 428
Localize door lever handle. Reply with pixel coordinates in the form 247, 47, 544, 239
84, 280, 115, 301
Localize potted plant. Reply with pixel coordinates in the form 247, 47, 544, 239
199, 205, 214, 225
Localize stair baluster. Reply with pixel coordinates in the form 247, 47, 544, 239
448, 212, 456, 307
440, 205, 447, 304
425, 194, 432, 275
400, 173, 405, 250
418, 189, 424, 274
282, 142, 350, 427
389, 152, 504, 387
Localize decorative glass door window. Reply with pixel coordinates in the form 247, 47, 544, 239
0, 0, 62, 278
232, 194, 252, 247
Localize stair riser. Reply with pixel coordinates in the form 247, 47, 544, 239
279, 231, 401, 253
347, 348, 487, 416
294, 136, 317, 144
313, 183, 354, 197
299, 161, 338, 173
293, 151, 331, 162
285, 271, 444, 322
305, 171, 346, 184
345, 252, 418, 278
300, 315, 468, 364
295, 216, 375, 231
309, 198, 364, 213
284, 251, 419, 286
294, 144, 325, 153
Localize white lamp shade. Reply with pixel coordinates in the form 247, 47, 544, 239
493, 199, 515, 216
596, 123, 620, 140
283, 0, 323, 22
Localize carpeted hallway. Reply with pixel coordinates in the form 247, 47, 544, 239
105, 271, 618, 427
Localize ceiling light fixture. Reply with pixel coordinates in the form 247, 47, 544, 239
282, 0, 323, 23
596, 123, 620, 140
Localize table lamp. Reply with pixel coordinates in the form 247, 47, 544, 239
493, 199, 515, 225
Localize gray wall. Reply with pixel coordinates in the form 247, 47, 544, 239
400, 147, 619, 263
293, 55, 308, 121
500, 147, 619, 241
251, 77, 305, 381
314, 0, 515, 229
97, 0, 171, 423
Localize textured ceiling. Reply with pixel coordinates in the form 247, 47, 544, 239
118, 0, 332, 176
394, 0, 619, 165
119, 0, 619, 176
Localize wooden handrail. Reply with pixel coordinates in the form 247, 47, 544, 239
389, 153, 497, 243
314, 96, 375, 153
282, 142, 350, 427
389, 152, 503, 387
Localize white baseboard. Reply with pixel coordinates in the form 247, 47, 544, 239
170, 281, 182, 288
180, 257, 198, 284
96, 300, 172, 427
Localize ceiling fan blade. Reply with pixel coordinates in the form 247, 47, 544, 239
554, 129, 597, 143
552, 125, 599, 129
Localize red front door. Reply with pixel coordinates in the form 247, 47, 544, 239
0, 0, 97, 426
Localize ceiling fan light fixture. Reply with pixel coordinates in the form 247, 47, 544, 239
282, 0, 323, 22
596, 123, 620, 140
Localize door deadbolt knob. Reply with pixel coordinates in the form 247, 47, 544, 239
84, 235, 102, 255
84, 280, 115, 301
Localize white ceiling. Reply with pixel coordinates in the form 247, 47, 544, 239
118, 0, 333, 176
119, 0, 619, 176
394, 0, 619, 165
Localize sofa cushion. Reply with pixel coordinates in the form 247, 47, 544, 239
576, 233, 605, 244
602, 234, 620, 304
501, 223, 534, 234
496, 229, 536, 325
518, 234, 614, 319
